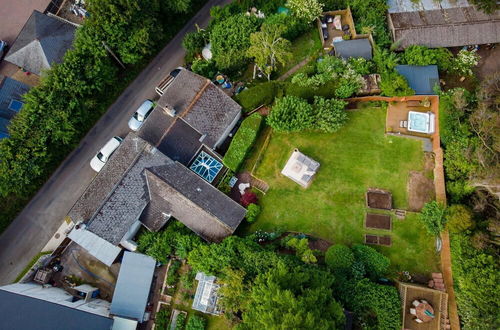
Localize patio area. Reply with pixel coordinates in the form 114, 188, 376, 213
385, 98, 438, 138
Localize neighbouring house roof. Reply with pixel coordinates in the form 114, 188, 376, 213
156, 118, 203, 165
281, 149, 320, 188
395, 65, 439, 95
0, 289, 112, 330
110, 252, 156, 322
68, 134, 246, 264
334, 39, 373, 60
0, 76, 31, 138
192, 272, 221, 315
387, 0, 500, 49
5, 11, 77, 75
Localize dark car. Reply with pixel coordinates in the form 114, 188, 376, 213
0, 40, 7, 60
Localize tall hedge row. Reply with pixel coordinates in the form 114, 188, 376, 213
223, 113, 263, 172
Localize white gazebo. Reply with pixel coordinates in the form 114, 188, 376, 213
281, 149, 320, 188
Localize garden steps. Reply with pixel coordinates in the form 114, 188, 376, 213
251, 175, 269, 193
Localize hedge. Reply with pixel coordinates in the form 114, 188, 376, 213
223, 113, 263, 172
234, 81, 283, 112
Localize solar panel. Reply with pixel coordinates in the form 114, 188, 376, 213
190, 151, 223, 183
8, 99, 24, 112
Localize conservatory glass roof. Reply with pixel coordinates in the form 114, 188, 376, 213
189, 151, 223, 183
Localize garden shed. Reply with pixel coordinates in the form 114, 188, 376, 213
334, 39, 373, 60
281, 149, 320, 188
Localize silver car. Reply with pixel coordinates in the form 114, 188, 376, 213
128, 100, 154, 131
90, 136, 123, 172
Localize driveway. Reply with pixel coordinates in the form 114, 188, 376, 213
0, 0, 232, 285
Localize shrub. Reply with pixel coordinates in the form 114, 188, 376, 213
380, 71, 414, 96
347, 57, 374, 75
166, 260, 182, 286
325, 244, 355, 273
264, 14, 310, 40
174, 312, 187, 330
402, 45, 453, 71
246, 203, 261, 223
286, 0, 324, 22
241, 191, 258, 207
450, 49, 480, 77
156, 308, 171, 330
223, 114, 263, 172
186, 315, 207, 330
191, 59, 217, 79
312, 96, 348, 133
446, 204, 474, 234
419, 201, 447, 236
234, 81, 283, 112
267, 95, 314, 132
285, 237, 317, 263
348, 0, 392, 47
352, 244, 389, 280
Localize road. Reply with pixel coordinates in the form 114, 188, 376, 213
0, 0, 231, 285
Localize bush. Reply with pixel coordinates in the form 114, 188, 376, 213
241, 191, 258, 207
166, 260, 182, 286
156, 308, 171, 330
186, 315, 206, 330
174, 312, 187, 330
312, 96, 348, 133
450, 49, 480, 77
419, 201, 447, 236
223, 114, 263, 172
264, 14, 310, 40
234, 81, 283, 112
352, 244, 389, 280
246, 203, 261, 223
325, 244, 355, 273
182, 30, 208, 57
380, 71, 415, 96
191, 59, 217, 79
446, 204, 474, 234
402, 45, 453, 71
267, 95, 314, 132
348, 0, 392, 47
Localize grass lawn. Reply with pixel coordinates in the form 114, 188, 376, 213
247, 106, 440, 275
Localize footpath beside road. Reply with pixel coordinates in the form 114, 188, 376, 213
0, 0, 232, 285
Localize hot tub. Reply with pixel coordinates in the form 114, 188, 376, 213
408, 111, 435, 134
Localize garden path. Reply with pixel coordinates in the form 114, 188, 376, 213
277, 57, 312, 81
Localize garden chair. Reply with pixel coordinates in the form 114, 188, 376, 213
410, 308, 417, 315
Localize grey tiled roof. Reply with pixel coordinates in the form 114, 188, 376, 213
146, 163, 246, 242
156, 119, 202, 165
157, 69, 207, 114
183, 84, 242, 147
334, 39, 373, 60
137, 105, 174, 146
5, 11, 76, 75
87, 144, 173, 245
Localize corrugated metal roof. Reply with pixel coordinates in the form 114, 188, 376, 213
395, 65, 439, 95
68, 226, 122, 266
110, 252, 156, 322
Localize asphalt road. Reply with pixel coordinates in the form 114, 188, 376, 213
0, 0, 232, 285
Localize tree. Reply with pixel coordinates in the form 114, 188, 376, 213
285, 237, 317, 264
380, 71, 415, 96
267, 96, 315, 132
186, 315, 207, 330
445, 204, 474, 234
352, 244, 389, 280
210, 14, 261, 71
218, 268, 249, 317
402, 45, 453, 71
182, 30, 208, 57
247, 23, 292, 80
468, 0, 497, 14
313, 97, 348, 132
419, 201, 447, 236
450, 49, 480, 77
325, 244, 355, 273
191, 59, 217, 79
241, 261, 345, 329
286, 0, 324, 22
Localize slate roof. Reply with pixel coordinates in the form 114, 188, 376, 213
86, 142, 173, 245
5, 11, 76, 75
395, 65, 439, 95
156, 119, 202, 165
387, 0, 500, 48
146, 164, 246, 242
110, 252, 156, 322
152, 69, 242, 149
0, 76, 31, 120
334, 39, 373, 60
0, 289, 112, 330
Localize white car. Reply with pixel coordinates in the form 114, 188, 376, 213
90, 136, 123, 172
127, 100, 154, 131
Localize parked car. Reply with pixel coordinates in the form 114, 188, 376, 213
0, 40, 7, 60
90, 136, 123, 172
128, 100, 154, 131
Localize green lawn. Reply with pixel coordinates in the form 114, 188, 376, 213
247, 107, 440, 274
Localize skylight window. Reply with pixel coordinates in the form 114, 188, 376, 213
190, 151, 223, 183
8, 99, 24, 112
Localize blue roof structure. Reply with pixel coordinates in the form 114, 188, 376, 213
0, 76, 30, 118
110, 252, 156, 322
190, 151, 223, 183
395, 65, 440, 95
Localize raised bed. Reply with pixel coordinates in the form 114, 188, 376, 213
365, 213, 392, 230
366, 188, 393, 210
365, 234, 392, 246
